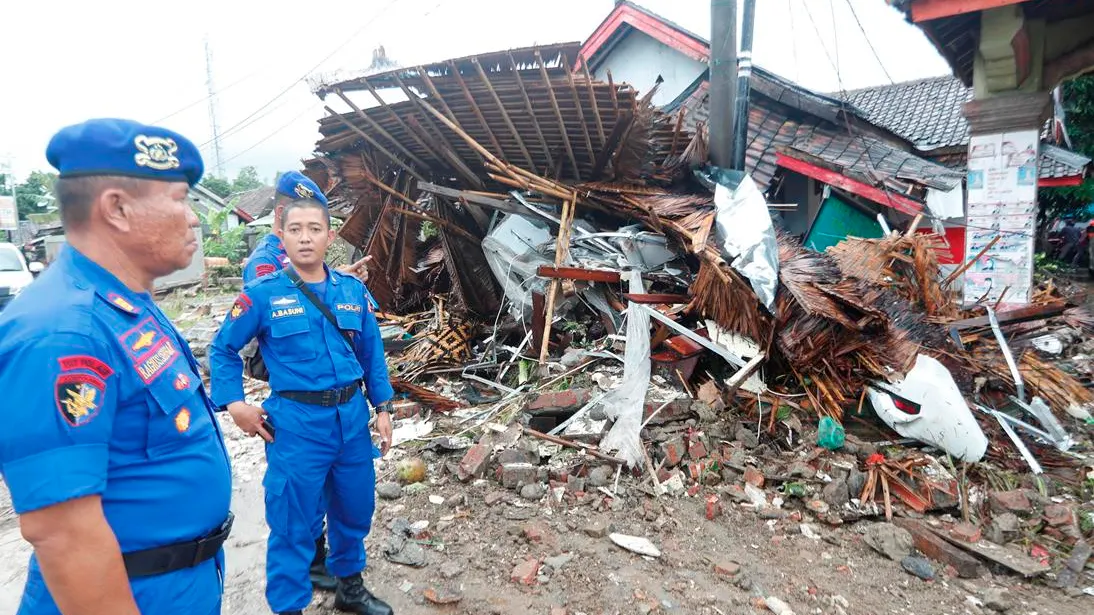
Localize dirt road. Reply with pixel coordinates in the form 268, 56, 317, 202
2, 412, 1091, 615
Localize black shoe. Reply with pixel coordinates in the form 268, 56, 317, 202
310, 534, 338, 591
334, 574, 393, 615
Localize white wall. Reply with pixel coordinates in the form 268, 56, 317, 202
592, 31, 708, 107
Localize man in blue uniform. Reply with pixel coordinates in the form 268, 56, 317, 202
210, 196, 394, 615
0, 118, 233, 615
240, 171, 374, 592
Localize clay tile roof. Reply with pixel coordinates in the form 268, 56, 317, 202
842, 75, 971, 152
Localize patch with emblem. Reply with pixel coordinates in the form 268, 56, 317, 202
58, 355, 114, 380
175, 408, 191, 433
133, 135, 180, 170
174, 372, 191, 391
271, 295, 299, 307
107, 293, 138, 314
294, 182, 315, 199
119, 317, 180, 384
336, 303, 362, 313
230, 294, 252, 320
55, 373, 105, 427
255, 263, 276, 277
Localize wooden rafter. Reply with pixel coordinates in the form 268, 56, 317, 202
472, 57, 537, 172
535, 50, 581, 180
360, 79, 445, 168
323, 107, 425, 182
562, 53, 596, 172
606, 70, 620, 114
580, 56, 607, 147
333, 89, 430, 170
411, 70, 479, 164
448, 60, 507, 160
507, 51, 556, 173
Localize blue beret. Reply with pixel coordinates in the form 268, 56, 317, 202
46, 118, 204, 187
276, 171, 328, 207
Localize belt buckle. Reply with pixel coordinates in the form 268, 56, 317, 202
192, 513, 234, 566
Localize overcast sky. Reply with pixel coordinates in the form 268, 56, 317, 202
0, 0, 951, 184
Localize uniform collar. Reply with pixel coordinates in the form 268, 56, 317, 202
263, 233, 284, 253
61, 244, 147, 316
286, 264, 339, 286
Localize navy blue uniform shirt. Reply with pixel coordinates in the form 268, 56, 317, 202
209, 267, 393, 443
0, 245, 232, 551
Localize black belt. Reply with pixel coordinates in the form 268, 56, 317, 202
278, 381, 361, 407
123, 513, 233, 578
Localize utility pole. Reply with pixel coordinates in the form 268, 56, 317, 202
731, 0, 757, 171
204, 36, 224, 177
709, 0, 737, 169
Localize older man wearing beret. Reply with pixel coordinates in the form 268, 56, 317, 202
0, 118, 233, 615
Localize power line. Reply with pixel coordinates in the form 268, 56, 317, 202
218, 103, 322, 167
198, 0, 401, 149
844, 0, 895, 84
153, 69, 261, 125
799, 0, 841, 86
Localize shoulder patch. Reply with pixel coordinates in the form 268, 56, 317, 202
230, 294, 252, 319
55, 373, 106, 427
58, 355, 115, 380
106, 292, 139, 314
255, 263, 277, 277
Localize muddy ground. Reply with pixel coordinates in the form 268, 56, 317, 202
1, 416, 1091, 615
2, 281, 1093, 614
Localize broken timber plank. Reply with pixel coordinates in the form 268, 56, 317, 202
621, 293, 691, 304
949, 301, 1067, 330
537, 266, 621, 283
892, 518, 987, 579
722, 352, 766, 399
637, 304, 746, 368
932, 530, 1051, 578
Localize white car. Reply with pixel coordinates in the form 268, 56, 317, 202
0, 243, 40, 311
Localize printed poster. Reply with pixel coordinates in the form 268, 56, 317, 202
962, 130, 1039, 305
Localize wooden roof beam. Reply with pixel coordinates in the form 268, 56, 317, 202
507, 52, 556, 173
580, 56, 607, 147
471, 57, 537, 172
536, 50, 581, 180
333, 89, 431, 170
323, 106, 425, 183
448, 60, 508, 161
562, 53, 597, 175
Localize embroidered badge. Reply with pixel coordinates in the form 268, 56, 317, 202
107, 293, 138, 314
130, 330, 156, 352
174, 372, 191, 391
336, 303, 362, 313
120, 317, 180, 384
133, 135, 180, 170
271, 305, 306, 319
55, 373, 105, 427
255, 263, 276, 277
58, 355, 114, 380
175, 408, 191, 433
230, 294, 252, 320
294, 182, 315, 199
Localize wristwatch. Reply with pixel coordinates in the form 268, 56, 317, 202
376, 402, 393, 415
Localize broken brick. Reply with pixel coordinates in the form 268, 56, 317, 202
457, 441, 491, 482
642, 399, 695, 425
687, 437, 709, 460
893, 518, 986, 579
499, 463, 539, 489
1044, 504, 1074, 527
950, 522, 982, 544
706, 495, 722, 520
661, 437, 685, 467
392, 401, 421, 420
990, 490, 1032, 515
527, 389, 590, 413
744, 467, 765, 489
497, 447, 539, 466
510, 558, 540, 585
521, 523, 548, 543
687, 484, 702, 497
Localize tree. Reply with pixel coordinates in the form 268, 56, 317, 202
15, 171, 57, 220
231, 166, 264, 193
0, 174, 12, 196
1039, 75, 1094, 222
200, 176, 232, 199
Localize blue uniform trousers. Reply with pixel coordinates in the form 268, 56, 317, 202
263, 409, 376, 613
18, 550, 224, 615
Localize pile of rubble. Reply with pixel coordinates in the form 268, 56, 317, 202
288, 43, 1094, 595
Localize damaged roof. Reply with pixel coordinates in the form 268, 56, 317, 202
229, 186, 276, 223
842, 76, 1091, 179
666, 70, 963, 196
